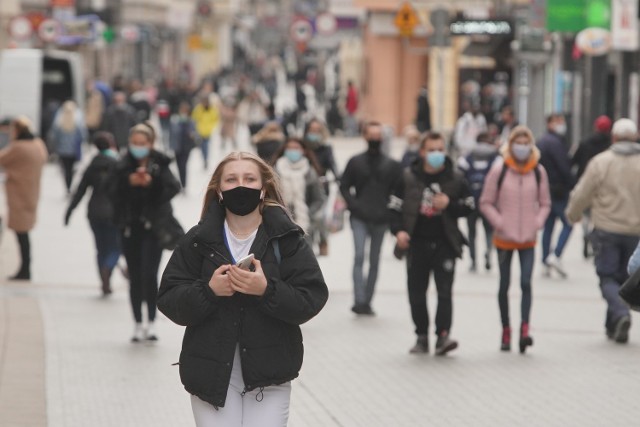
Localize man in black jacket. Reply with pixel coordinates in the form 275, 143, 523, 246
390, 132, 474, 355
572, 115, 611, 258
340, 121, 402, 315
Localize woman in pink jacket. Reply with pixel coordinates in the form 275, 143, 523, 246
480, 125, 551, 353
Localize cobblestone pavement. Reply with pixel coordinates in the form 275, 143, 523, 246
1, 137, 638, 426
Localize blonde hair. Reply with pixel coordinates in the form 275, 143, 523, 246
201, 151, 286, 219
129, 122, 156, 144
59, 100, 77, 133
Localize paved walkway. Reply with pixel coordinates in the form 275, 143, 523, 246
1, 137, 639, 426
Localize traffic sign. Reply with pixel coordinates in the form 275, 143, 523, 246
394, 2, 419, 37
8, 16, 33, 41
316, 12, 337, 36
38, 19, 61, 43
290, 18, 313, 43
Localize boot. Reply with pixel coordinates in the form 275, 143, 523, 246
99, 267, 113, 296
501, 326, 511, 352
435, 331, 458, 356
519, 323, 534, 354
10, 232, 31, 281
319, 240, 328, 256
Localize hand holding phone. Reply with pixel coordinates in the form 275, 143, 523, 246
235, 253, 255, 271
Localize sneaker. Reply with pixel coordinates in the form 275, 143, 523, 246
146, 322, 158, 341
613, 315, 631, 344
546, 254, 567, 278
351, 304, 375, 316
409, 335, 429, 354
435, 331, 458, 356
131, 323, 144, 343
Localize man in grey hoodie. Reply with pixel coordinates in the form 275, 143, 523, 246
566, 118, 640, 344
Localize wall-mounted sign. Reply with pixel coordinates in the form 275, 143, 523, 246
8, 16, 33, 40
290, 18, 313, 43
611, 0, 639, 51
575, 27, 612, 56
450, 20, 513, 36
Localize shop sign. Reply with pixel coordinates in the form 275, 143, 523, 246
449, 20, 513, 36
575, 27, 612, 56
611, 0, 639, 51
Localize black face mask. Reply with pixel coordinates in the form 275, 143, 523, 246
220, 186, 262, 216
367, 139, 382, 153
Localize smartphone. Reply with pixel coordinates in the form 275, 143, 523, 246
236, 253, 255, 271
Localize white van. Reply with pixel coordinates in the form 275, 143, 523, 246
0, 48, 84, 140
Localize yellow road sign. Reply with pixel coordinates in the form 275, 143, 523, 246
394, 2, 419, 37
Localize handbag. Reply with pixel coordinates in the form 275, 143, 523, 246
151, 213, 185, 251
618, 266, 640, 311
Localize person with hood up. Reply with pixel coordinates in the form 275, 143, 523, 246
566, 118, 640, 344
480, 125, 551, 353
390, 131, 475, 356
273, 137, 326, 245
252, 121, 285, 162
49, 100, 87, 193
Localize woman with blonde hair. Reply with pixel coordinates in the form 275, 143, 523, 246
50, 100, 87, 193
111, 122, 181, 342
0, 116, 48, 280
158, 151, 328, 427
480, 125, 551, 353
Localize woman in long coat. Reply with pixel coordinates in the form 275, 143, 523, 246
0, 116, 48, 280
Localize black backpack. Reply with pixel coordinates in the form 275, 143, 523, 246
497, 162, 541, 192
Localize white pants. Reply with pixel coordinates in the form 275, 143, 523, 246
191, 346, 291, 427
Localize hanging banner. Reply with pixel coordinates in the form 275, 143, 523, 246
611, 0, 639, 50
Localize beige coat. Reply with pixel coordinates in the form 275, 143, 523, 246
566, 141, 640, 235
0, 138, 48, 232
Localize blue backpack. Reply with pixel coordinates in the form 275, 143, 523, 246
463, 153, 498, 201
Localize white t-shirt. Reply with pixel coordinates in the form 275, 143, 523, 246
224, 220, 258, 263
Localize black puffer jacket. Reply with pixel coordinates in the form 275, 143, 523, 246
157, 203, 328, 408
66, 153, 117, 223
110, 150, 181, 230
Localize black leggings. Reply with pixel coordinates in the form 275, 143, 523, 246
59, 156, 76, 192
15, 232, 31, 274
122, 224, 163, 323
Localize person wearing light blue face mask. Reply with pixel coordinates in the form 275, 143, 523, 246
65, 131, 121, 296
389, 131, 475, 356
274, 138, 326, 243
112, 122, 182, 343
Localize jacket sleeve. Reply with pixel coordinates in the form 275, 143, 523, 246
628, 242, 640, 275
339, 158, 358, 209
151, 162, 182, 202
66, 165, 92, 218
446, 174, 475, 218
157, 230, 222, 327
306, 170, 326, 218
535, 166, 552, 229
479, 163, 503, 230
258, 234, 328, 325
551, 141, 575, 188
566, 160, 599, 224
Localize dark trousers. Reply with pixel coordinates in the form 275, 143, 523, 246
467, 210, 493, 265
406, 238, 456, 336
122, 223, 163, 323
591, 229, 639, 332
15, 232, 30, 275
89, 220, 121, 272
542, 198, 573, 261
497, 248, 534, 327
60, 155, 76, 192
174, 149, 192, 189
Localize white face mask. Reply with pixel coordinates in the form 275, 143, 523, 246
512, 144, 532, 162
554, 123, 567, 136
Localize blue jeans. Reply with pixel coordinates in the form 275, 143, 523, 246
542, 198, 573, 262
350, 217, 387, 307
497, 248, 534, 327
199, 134, 210, 168
590, 229, 639, 333
89, 220, 121, 272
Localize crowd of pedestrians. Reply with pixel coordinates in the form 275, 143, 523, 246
3, 60, 640, 425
